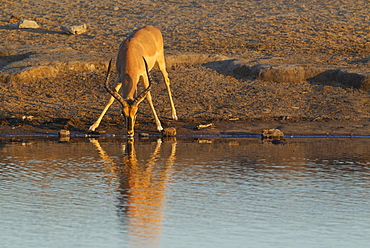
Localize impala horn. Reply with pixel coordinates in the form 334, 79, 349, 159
104, 57, 153, 106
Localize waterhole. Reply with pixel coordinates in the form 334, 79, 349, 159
1, 137, 369, 248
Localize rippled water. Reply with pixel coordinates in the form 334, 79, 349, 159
1, 137, 370, 248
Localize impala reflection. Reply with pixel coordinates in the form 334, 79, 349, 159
91, 138, 176, 247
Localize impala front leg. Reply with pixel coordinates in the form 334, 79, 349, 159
89, 75, 121, 131
157, 53, 178, 121
142, 74, 163, 132
164, 76, 178, 121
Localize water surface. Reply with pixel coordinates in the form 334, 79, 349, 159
1, 137, 370, 248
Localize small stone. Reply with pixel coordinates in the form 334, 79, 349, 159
59, 129, 70, 137
61, 24, 87, 35
162, 127, 177, 137
18, 20, 40, 29
21, 115, 34, 121
261, 128, 284, 139
89, 130, 106, 134
195, 123, 213, 129
139, 132, 150, 137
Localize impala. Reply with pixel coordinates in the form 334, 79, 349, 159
89, 25, 177, 138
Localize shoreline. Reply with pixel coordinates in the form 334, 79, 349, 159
1, 119, 370, 138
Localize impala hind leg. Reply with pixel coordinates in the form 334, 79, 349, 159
156, 55, 178, 120
89, 75, 122, 131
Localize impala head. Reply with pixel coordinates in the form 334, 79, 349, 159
120, 98, 144, 138
104, 57, 152, 138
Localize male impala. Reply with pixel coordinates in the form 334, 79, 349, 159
89, 25, 177, 138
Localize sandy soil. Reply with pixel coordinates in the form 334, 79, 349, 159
1, 0, 370, 137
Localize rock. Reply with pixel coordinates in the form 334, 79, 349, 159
58, 129, 70, 137
0, 45, 108, 84
18, 20, 40, 29
21, 115, 34, 121
261, 128, 284, 139
195, 123, 213, 129
61, 24, 87, 35
162, 127, 177, 137
256, 65, 306, 83
139, 132, 150, 137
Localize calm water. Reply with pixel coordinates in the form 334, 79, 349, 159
1, 137, 370, 248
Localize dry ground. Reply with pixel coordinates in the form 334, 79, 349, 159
1, 0, 369, 137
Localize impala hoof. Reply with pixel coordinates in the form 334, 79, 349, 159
127, 132, 135, 139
